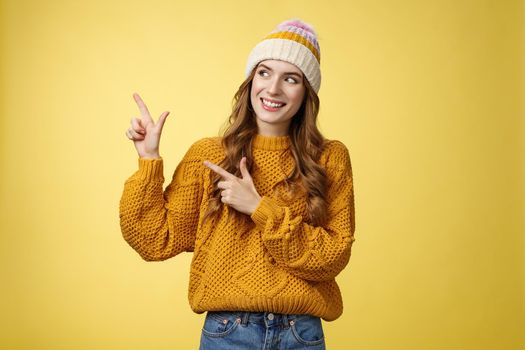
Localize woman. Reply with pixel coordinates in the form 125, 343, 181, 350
120, 19, 356, 350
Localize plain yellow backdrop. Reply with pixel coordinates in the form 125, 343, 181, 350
0, 0, 523, 349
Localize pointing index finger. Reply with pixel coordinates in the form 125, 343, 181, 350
203, 160, 237, 181
133, 93, 153, 122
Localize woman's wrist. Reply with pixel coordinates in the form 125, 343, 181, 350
140, 153, 161, 159
248, 195, 262, 216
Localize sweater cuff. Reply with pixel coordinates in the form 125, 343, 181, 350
251, 196, 283, 229
137, 157, 164, 182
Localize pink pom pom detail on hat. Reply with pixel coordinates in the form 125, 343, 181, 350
277, 19, 317, 36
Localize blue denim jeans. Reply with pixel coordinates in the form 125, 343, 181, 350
199, 310, 326, 349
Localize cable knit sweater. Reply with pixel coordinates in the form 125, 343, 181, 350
119, 134, 356, 321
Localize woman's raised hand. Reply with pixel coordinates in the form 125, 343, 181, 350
125, 92, 170, 159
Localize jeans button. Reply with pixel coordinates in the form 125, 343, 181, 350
267, 313, 274, 320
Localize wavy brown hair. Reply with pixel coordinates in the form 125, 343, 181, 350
202, 64, 328, 227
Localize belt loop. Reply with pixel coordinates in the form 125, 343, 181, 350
283, 314, 290, 328
241, 311, 249, 325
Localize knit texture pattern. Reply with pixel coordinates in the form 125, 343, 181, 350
119, 134, 356, 321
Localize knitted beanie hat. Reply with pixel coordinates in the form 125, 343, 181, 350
245, 19, 321, 93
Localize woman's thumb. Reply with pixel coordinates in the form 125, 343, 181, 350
239, 157, 252, 180
156, 111, 170, 132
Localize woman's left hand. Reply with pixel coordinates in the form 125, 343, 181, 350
203, 157, 262, 215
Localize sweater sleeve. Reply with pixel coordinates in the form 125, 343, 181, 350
119, 141, 206, 261
250, 141, 356, 282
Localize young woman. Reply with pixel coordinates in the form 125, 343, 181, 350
120, 19, 356, 350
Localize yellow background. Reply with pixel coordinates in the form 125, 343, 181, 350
0, 0, 523, 349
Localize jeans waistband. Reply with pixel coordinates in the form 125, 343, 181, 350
207, 310, 306, 328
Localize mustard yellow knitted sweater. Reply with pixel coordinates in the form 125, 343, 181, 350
119, 134, 356, 321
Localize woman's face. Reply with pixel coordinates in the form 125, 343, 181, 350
250, 59, 306, 136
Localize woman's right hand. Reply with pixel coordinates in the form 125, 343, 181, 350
125, 92, 170, 159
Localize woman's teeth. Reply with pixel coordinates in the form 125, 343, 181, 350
262, 98, 285, 108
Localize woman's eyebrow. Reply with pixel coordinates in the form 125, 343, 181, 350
258, 64, 302, 78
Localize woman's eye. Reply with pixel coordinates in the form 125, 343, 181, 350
257, 70, 298, 84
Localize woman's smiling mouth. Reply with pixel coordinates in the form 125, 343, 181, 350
261, 98, 286, 111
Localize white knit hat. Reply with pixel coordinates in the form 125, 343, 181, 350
245, 19, 321, 93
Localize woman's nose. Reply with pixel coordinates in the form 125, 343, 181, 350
267, 78, 282, 95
